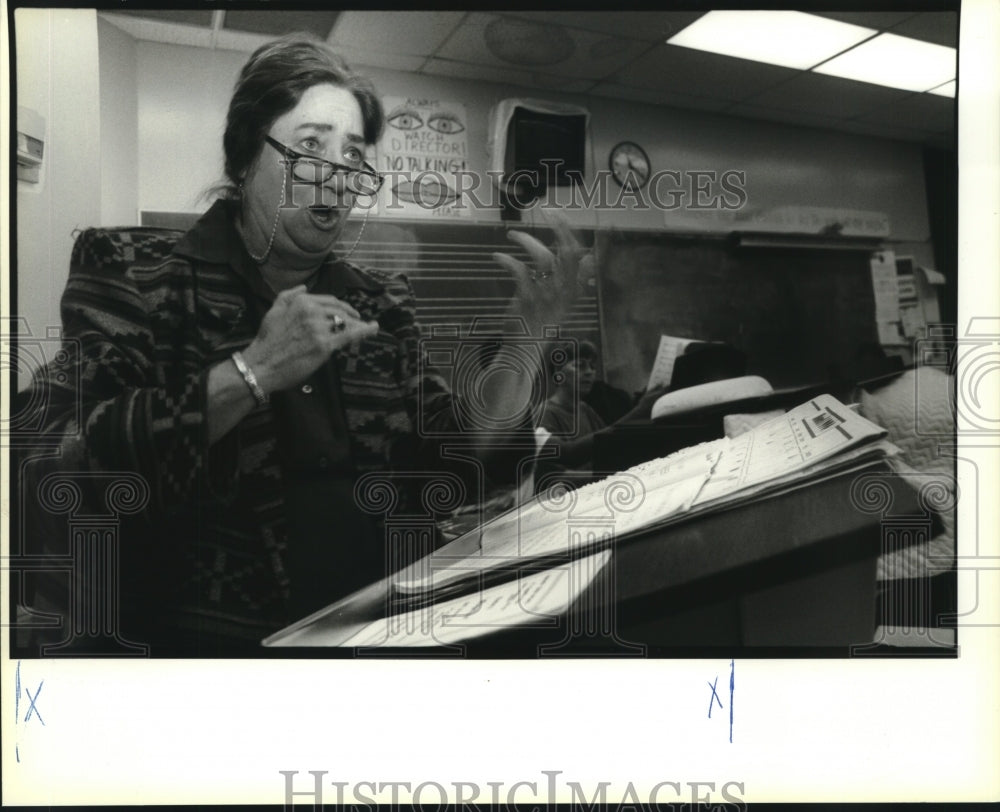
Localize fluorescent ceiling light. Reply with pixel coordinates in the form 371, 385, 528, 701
814, 33, 956, 93
927, 80, 956, 98
667, 10, 875, 70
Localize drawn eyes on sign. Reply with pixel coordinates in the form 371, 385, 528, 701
426, 113, 466, 135
387, 108, 424, 131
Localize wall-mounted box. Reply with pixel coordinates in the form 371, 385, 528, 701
17, 106, 46, 183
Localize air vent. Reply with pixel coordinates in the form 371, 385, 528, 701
484, 18, 574, 66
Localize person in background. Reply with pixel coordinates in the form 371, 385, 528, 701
538, 340, 607, 439
21, 34, 588, 654
535, 340, 663, 487
582, 354, 636, 425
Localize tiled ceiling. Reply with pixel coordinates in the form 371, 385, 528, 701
223, 10, 340, 40
100, 9, 957, 150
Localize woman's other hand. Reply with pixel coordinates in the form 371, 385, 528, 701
491, 213, 593, 335
242, 284, 379, 394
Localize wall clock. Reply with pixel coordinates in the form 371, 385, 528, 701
609, 141, 651, 189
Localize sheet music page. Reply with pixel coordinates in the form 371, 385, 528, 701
605, 472, 713, 537
394, 396, 884, 596
625, 436, 729, 482
393, 439, 725, 595
693, 394, 886, 506
493, 440, 722, 550
647, 334, 696, 389
343, 550, 611, 647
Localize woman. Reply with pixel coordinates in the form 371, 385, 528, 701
24, 36, 586, 654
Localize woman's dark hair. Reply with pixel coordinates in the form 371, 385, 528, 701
219, 34, 384, 198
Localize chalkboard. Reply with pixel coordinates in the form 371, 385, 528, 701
596, 231, 880, 392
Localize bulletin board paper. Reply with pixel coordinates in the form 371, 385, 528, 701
869, 250, 900, 322
377, 97, 471, 219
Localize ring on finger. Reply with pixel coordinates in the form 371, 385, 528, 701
330, 314, 346, 333
542, 254, 558, 280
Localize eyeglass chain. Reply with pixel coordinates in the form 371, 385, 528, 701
242, 180, 370, 265
341, 207, 369, 262
242, 178, 286, 263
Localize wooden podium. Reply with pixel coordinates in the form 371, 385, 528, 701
264, 458, 939, 655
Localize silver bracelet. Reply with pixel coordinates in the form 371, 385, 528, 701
231, 351, 268, 406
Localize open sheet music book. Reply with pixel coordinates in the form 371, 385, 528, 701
340, 550, 612, 648
393, 394, 897, 598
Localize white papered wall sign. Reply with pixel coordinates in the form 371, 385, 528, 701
378, 97, 471, 219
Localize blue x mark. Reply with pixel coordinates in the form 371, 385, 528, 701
24, 680, 45, 726
707, 675, 723, 718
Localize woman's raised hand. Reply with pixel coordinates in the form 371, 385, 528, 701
242, 285, 379, 394
491, 213, 594, 334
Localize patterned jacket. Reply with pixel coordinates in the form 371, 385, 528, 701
24, 201, 521, 645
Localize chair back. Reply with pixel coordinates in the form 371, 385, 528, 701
70, 226, 184, 277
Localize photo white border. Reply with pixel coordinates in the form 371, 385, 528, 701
2, 1, 997, 805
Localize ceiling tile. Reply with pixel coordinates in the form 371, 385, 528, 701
614, 43, 799, 102
330, 11, 465, 57
212, 29, 274, 55
222, 11, 340, 39
435, 12, 527, 66
809, 11, 916, 31
589, 82, 731, 112
746, 72, 914, 119
854, 92, 956, 133
545, 30, 650, 81
435, 12, 648, 81
100, 13, 213, 48
421, 57, 536, 90
529, 74, 597, 94
499, 11, 707, 43
207, 25, 428, 70
338, 48, 426, 74
888, 11, 958, 47
111, 9, 214, 27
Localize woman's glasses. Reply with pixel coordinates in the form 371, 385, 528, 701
264, 135, 383, 196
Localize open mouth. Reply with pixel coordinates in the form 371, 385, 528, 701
307, 205, 341, 229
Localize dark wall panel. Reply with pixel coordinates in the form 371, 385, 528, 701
597, 233, 879, 391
